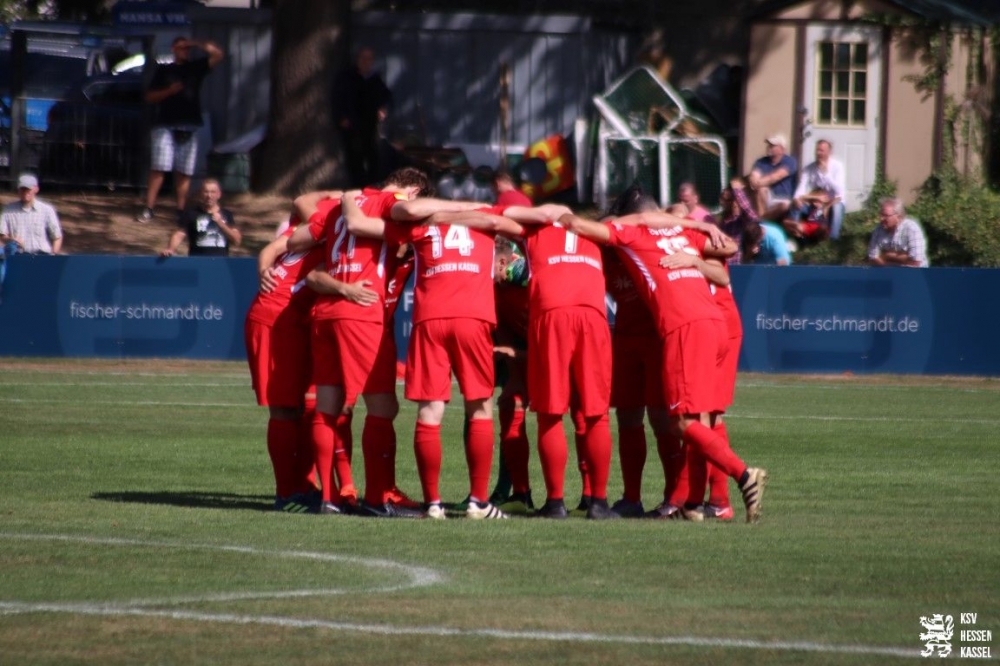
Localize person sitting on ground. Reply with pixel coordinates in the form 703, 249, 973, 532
784, 139, 845, 241
742, 221, 792, 266
867, 197, 928, 267
161, 178, 241, 257
747, 133, 797, 221
1, 173, 63, 256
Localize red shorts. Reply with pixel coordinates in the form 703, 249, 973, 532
244, 314, 311, 408
528, 306, 611, 416
611, 331, 665, 410
311, 319, 396, 406
405, 318, 495, 402
716, 333, 742, 410
662, 318, 727, 416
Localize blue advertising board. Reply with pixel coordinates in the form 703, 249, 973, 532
731, 265, 1000, 375
0, 255, 998, 376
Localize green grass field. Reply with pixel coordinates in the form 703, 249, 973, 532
1, 358, 998, 665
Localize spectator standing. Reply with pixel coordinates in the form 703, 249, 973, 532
161, 179, 241, 257
868, 197, 929, 267
333, 47, 393, 188
1, 173, 63, 255
138, 36, 225, 223
786, 139, 846, 241
676, 182, 712, 222
747, 134, 798, 221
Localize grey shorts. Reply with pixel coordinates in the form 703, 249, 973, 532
150, 127, 199, 176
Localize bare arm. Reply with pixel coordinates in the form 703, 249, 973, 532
305, 268, 379, 306
503, 204, 573, 225
212, 208, 241, 247
197, 40, 225, 68
160, 229, 187, 257
343, 189, 385, 239
257, 235, 288, 292
292, 190, 343, 226
390, 197, 483, 221
425, 210, 525, 237
658, 254, 730, 286
287, 222, 319, 253
615, 210, 728, 249
557, 213, 610, 243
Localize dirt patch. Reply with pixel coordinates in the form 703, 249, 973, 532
2, 190, 294, 257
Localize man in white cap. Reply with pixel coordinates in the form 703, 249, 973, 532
1, 173, 63, 255
747, 133, 798, 222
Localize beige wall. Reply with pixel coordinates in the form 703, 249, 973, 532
884, 28, 938, 203
742, 23, 799, 174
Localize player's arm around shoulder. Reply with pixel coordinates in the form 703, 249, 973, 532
344, 189, 386, 238
557, 212, 610, 243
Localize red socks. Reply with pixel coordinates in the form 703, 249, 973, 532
682, 420, 746, 479
618, 424, 647, 503
414, 421, 442, 504
311, 411, 337, 502
500, 405, 531, 493
536, 413, 568, 501
266, 417, 299, 498
582, 414, 611, 501
361, 414, 395, 506
708, 421, 732, 507
465, 418, 494, 502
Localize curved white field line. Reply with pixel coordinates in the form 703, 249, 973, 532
0, 533, 918, 659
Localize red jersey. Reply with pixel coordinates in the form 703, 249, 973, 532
602, 246, 657, 337
384, 214, 497, 325
307, 188, 406, 323
496, 189, 532, 207
714, 277, 743, 339
522, 223, 605, 317
245, 226, 324, 326
604, 223, 722, 334
384, 249, 415, 324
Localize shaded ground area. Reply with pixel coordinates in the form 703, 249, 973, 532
1, 190, 294, 257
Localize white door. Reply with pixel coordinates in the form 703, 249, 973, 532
801, 25, 882, 212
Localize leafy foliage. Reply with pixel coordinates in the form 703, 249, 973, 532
796, 167, 1000, 268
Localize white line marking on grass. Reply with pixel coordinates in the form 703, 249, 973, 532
1, 535, 920, 659
0, 602, 920, 659
0, 398, 256, 408
727, 413, 1000, 425
3, 382, 246, 388
0, 533, 444, 604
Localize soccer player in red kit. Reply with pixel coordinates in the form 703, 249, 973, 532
558, 212, 769, 523
287, 168, 431, 515
348, 195, 513, 519
245, 210, 328, 512
489, 238, 534, 510
501, 204, 617, 520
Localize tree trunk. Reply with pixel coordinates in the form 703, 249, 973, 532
254, 0, 351, 195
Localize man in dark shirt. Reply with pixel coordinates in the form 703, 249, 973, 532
332, 47, 393, 188
139, 36, 224, 223
160, 178, 241, 257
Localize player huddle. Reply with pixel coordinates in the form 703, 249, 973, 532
244, 167, 768, 522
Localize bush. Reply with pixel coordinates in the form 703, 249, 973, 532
795, 170, 1000, 267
